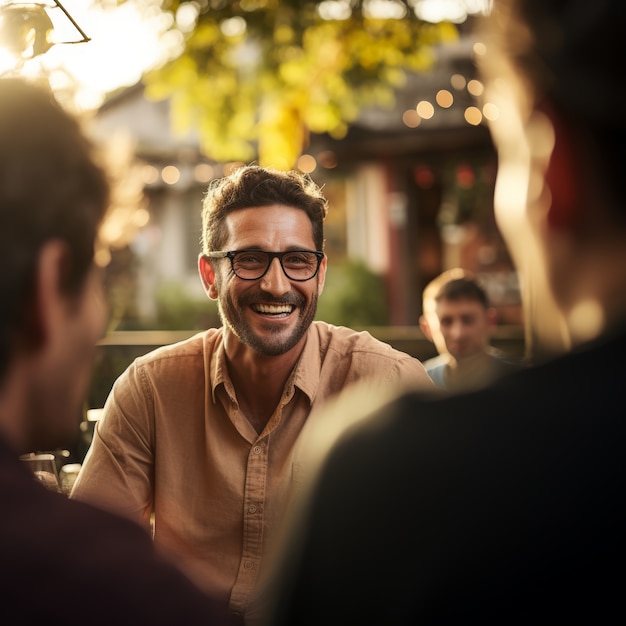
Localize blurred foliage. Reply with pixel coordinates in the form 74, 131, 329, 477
130, 0, 457, 169
152, 282, 220, 329
102, 246, 141, 331
316, 258, 389, 326
110, 280, 220, 330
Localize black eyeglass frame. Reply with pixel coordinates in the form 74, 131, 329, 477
203, 249, 325, 282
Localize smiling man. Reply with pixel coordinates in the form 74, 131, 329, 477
71, 164, 433, 623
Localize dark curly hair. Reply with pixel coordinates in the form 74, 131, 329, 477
200, 165, 328, 254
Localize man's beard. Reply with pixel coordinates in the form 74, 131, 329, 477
217, 288, 319, 356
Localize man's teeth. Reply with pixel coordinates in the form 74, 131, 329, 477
253, 304, 294, 314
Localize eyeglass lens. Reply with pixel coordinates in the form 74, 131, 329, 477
231, 251, 321, 280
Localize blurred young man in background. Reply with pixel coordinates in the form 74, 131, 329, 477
420, 268, 522, 390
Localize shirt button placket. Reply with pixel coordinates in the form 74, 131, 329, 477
233, 439, 266, 607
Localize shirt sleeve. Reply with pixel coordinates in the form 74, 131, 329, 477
389, 353, 437, 391
70, 359, 155, 530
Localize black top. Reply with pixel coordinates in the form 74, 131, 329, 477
0, 436, 234, 625
265, 328, 626, 624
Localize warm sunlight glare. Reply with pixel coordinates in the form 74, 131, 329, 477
14, 1, 180, 111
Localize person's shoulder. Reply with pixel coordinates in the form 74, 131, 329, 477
310, 320, 371, 343
420, 354, 448, 387
423, 353, 448, 367
489, 347, 525, 366
423, 353, 449, 373
316, 333, 626, 475
1, 468, 150, 563
106, 331, 217, 389
311, 321, 412, 357
1, 488, 230, 623
132, 328, 219, 367
485, 350, 528, 383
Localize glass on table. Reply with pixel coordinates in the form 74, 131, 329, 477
20, 452, 62, 493
59, 462, 82, 495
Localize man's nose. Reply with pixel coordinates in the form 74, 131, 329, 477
449, 320, 465, 339
260, 257, 291, 295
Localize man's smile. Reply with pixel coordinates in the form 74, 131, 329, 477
251, 303, 295, 316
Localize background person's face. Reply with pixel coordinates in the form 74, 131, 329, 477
429, 298, 493, 360
213, 204, 326, 357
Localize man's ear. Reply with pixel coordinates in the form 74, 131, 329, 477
486, 306, 498, 329
419, 315, 434, 342
542, 103, 583, 232
23, 240, 70, 351
198, 254, 218, 300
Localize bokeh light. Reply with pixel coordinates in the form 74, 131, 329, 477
161, 165, 180, 185
297, 154, 317, 173
416, 100, 435, 119
464, 106, 483, 125
436, 89, 454, 108
467, 79, 484, 97
141, 164, 160, 185
482, 102, 499, 121
402, 108, 421, 128
450, 73, 466, 90
317, 150, 338, 169
194, 163, 214, 183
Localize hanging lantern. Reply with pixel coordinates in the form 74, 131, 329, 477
0, 1, 89, 70
0, 4, 54, 61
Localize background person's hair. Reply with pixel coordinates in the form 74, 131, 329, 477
200, 165, 328, 254
435, 277, 490, 309
422, 268, 489, 315
478, 0, 623, 222
0, 78, 109, 380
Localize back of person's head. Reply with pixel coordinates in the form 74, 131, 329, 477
479, 0, 622, 224
477, 0, 625, 354
0, 78, 109, 380
200, 164, 328, 254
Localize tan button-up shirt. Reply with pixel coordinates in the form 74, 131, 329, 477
71, 322, 432, 617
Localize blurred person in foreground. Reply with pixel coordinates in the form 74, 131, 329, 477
420, 268, 523, 391
70, 163, 434, 622
260, 0, 626, 623
0, 77, 232, 624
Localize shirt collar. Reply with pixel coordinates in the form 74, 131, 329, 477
291, 325, 320, 405
208, 325, 322, 405
209, 330, 229, 404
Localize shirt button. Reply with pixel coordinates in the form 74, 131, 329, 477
244, 560, 254, 570
252, 445, 262, 454
248, 504, 257, 514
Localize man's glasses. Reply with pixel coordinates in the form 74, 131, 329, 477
204, 249, 325, 281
